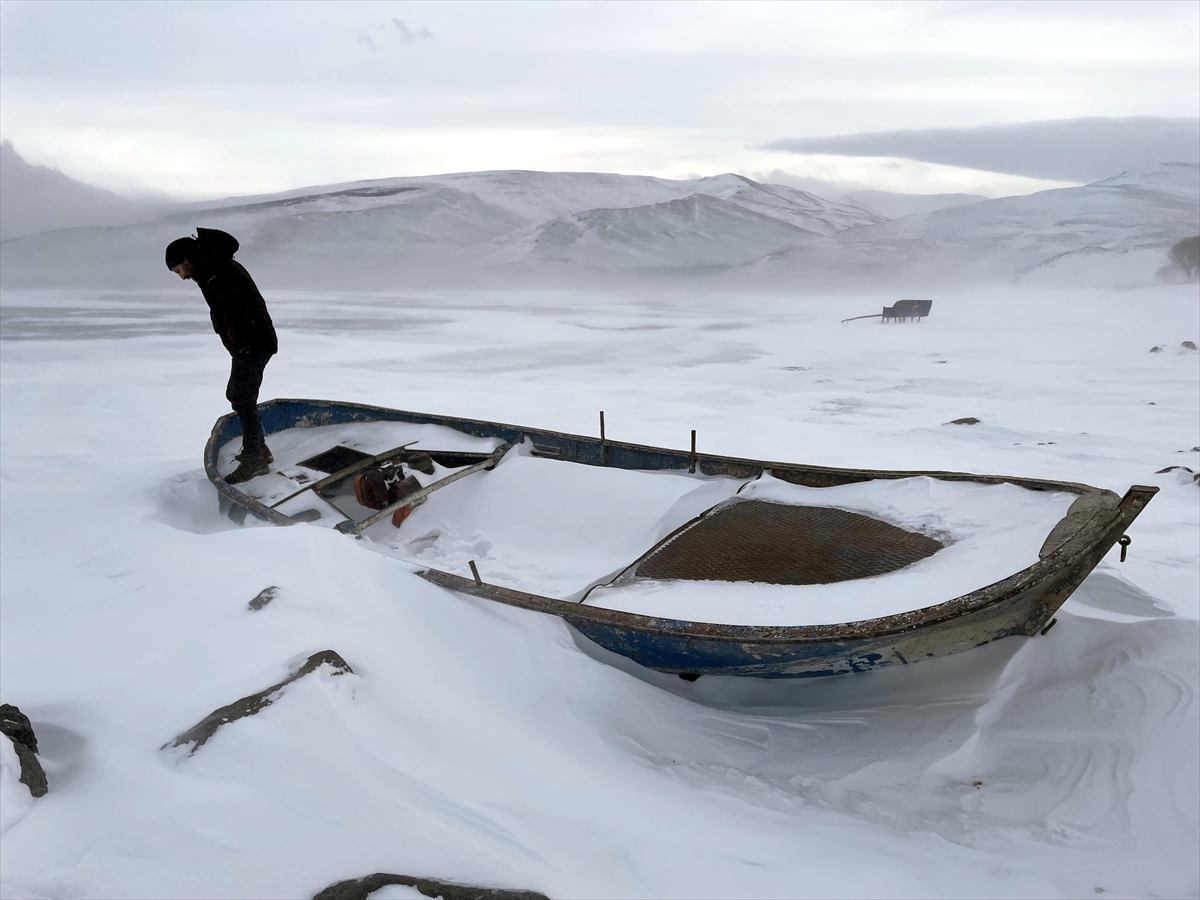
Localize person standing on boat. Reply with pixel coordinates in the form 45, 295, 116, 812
165, 228, 278, 484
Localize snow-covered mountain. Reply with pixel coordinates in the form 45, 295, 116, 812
685, 175, 883, 235
489, 194, 817, 269
755, 163, 1200, 289
839, 190, 988, 220
1, 163, 1194, 289
0, 170, 882, 287
0, 141, 166, 241
189, 170, 879, 237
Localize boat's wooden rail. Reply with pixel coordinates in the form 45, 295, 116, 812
206, 397, 1103, 523
415, 484, 1155, 644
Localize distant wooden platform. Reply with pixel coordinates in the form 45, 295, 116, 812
842, 299, 933, 324
883, 299, 933, 322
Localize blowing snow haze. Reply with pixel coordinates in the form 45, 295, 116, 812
1, 132, 1197, 292
0, 141, 167, 241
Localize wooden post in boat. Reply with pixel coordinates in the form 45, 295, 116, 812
690, 429, 697, 473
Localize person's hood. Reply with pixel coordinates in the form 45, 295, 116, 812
195, 227, 239, 261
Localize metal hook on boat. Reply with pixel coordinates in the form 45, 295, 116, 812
1040, 617, 1058, 636
1118, 535, 1131, 562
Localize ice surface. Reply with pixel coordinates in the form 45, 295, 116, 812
0, 283, 1197, 898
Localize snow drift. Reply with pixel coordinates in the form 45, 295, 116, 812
1, 284, 1196, 898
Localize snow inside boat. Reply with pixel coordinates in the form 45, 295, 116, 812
206, 399, 1158, 679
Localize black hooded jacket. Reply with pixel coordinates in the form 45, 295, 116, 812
191, 228, 277, 358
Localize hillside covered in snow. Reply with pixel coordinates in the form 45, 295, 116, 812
1, 164, 1196, 290
0, 171, 880, 289
757, 163, 1200, 290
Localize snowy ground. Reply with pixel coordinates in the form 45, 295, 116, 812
1, 284, 1197, 899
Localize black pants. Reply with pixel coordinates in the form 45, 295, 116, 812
226, 354, 271, 454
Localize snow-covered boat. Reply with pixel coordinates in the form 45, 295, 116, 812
206, 398, 1158, 679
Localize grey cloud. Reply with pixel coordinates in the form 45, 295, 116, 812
390, 19, 434, 43
763, 117, 1200, 183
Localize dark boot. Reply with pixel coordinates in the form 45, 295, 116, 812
226, 446, 271, 485
237, 444, 273, 465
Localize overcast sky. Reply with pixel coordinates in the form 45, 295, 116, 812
1, 0, 1197, 200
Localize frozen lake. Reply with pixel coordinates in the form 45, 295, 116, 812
1, 284, 1197, 898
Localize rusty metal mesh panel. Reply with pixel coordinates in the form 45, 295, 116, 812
634, 500, 943, 585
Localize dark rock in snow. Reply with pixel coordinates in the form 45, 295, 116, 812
1149, 346, 1163, 353
1155, 465, 1200, 486
165, 650, 354, 756
313, 873, 550, 900
0, 703, 38, 752
248, 586, 279, 611
2, 735, 47, 798
946, 417, 980, 425
1183, 341, 1198, 350
0, 704, 48, 797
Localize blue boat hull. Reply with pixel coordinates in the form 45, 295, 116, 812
207, 398, 1157, 679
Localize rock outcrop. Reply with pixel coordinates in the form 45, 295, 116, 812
247, 585, 279, 611
165, 650, 354, 756
313, 872, 549, 900
0, 704, 47, 798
